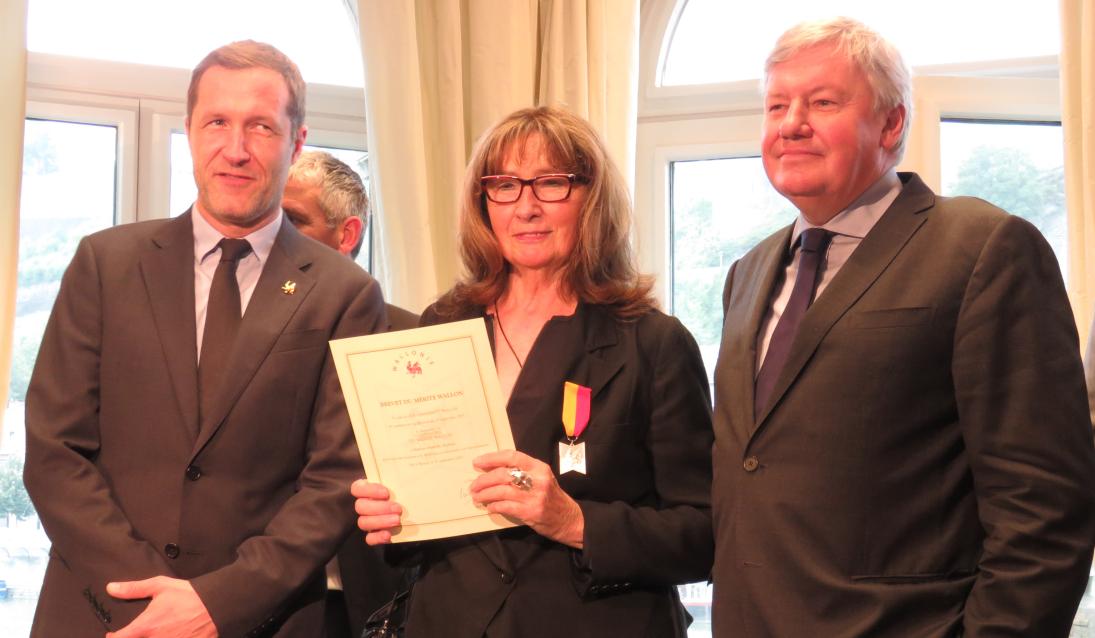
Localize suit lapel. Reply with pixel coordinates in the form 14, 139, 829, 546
572, 304, 623, 401
191, 221, 316, 456
715, 226, 791, 440
736, 228, 793, 435
140, 212, 200, 440
752, 174, 935, 432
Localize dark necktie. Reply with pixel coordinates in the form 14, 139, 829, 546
754, 228, 833, 418
199, 238, 252, 421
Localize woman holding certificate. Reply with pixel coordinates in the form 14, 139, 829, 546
352, 106, 713, 637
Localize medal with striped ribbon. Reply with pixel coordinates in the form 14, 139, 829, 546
559, 381, 591, 474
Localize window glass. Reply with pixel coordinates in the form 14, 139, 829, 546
680, 582, 714, 637
940, 120, 1066, 273
671, 157, 795, 384
669, 157, 798, 637
4, 119, 118, 634
661, 0, 1059, 86
170, 133, 372, 269
27, 0, 363, 87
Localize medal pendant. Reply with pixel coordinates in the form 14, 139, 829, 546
558, 440, 587, 475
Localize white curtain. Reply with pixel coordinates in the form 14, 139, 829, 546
356, 0, 639, 312
0, 0, 28, 421
1062, 0, 1095, 350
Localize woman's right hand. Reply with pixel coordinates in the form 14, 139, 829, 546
351, 479, 403, 545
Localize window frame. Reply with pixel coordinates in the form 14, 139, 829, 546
24, 92, 139, 225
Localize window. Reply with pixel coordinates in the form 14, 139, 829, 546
671, 157, 793, 382
4, 116, 123, 635
940, 119, 1066, 270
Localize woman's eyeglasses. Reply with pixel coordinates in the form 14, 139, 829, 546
480, 173, 587, 203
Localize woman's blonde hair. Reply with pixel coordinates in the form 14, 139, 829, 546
438, 106, 655, 319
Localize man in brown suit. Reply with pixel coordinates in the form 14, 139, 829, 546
24, 41, 386, 637
711, 18, 1095, 637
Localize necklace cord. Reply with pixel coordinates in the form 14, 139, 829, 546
493, 305, 525, 369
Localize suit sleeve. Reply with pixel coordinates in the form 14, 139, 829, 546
190, 277, 387, 637
722, 260, 739, 316
953, 215, 1095, 636
575, 316, 714, 590
23, 237, 173, 628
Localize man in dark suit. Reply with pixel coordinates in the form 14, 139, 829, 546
23, 41, 386, 637
711, 17, 1095, 637
284, 150, 412, 637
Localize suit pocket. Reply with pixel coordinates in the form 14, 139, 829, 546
845, 307, 931, 329
271, 329, 326, 353
851, 568, 976, 584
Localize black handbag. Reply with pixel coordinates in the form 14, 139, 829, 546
361, 589, 410, 638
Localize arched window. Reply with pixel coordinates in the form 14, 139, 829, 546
659, 0, 1059, 87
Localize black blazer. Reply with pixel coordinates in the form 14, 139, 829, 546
711, 173, 1095, 637
396, 301, 714, 638
24, 212, 386, 637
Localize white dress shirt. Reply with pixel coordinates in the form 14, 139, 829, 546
192, 206, 284, 360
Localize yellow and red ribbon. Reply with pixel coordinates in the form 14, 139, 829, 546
562, 381, 591, 439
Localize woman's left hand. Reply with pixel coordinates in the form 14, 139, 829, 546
471, 450, 585, 549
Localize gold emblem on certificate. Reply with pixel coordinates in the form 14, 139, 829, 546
560, 381, 591, 475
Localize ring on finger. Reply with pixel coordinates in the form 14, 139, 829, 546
508, 468, 533, 491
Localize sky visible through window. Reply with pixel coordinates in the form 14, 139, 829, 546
662, 0, 1060, 86
27, 0, 364, 87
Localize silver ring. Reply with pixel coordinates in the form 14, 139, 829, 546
508, 468, 533, 491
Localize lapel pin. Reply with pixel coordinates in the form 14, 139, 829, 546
281, 280, 296, 295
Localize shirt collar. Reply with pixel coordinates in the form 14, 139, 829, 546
193, 205, 284, 265
789, 170, 902, 252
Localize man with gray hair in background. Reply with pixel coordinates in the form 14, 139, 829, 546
284, 150, 369, 260
284, 150, 419, 332
711, 17, 1095, 636
282, 150, 411, 638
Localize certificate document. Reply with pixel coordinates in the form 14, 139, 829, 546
330, 318, 519, 542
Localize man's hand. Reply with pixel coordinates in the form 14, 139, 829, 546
105, 576, 217, 638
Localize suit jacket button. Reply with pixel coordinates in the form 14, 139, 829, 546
500, 571, 515, 584
743, 456, 760, 472
185, 465, 202, 481
164, 543, 180, 559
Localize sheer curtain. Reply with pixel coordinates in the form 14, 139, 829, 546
1061, 0, 1095, 351
355, 0, 639, 312
0, 0, 28, 416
